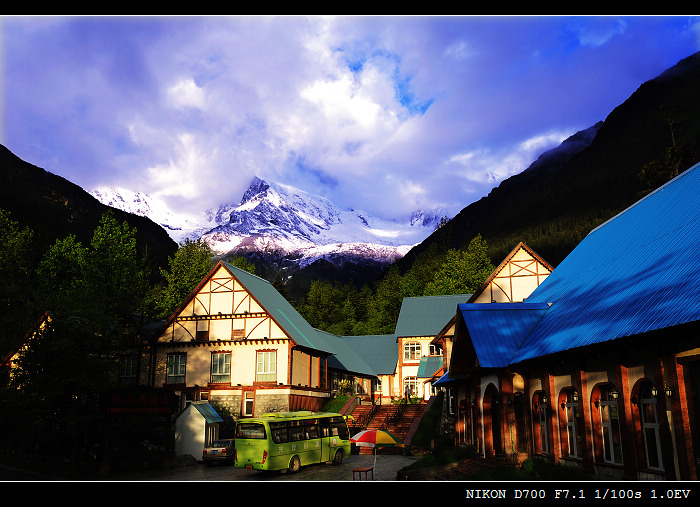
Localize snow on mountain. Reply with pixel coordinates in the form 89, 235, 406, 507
91, 177, 445, 267
90, 186, 212, 244
199, 177, 444, 265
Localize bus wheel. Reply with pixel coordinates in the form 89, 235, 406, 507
288, 455, 301, 474
332, 449, 344, 466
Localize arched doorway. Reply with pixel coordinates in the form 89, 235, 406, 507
484, 384, 502, 456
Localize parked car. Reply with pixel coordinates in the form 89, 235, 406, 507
202, 439, 235, 466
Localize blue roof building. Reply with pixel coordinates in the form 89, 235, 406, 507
446, 161, 700, 481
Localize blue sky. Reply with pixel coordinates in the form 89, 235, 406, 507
2, 16, 699, 222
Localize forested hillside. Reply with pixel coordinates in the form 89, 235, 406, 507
399, 51, 700, 271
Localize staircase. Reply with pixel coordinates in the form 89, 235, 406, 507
350, 403, 425, 455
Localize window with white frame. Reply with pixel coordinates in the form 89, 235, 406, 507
211, 352, 231, 383
166, 353, 186, 384
640, 385, 663, 470
536, 394, 549, 454
600, 389, 623, 464
256, 351, 276, 382
244, 391, 254, 417
403, 377, 418, 398
404, 342, 421, 360
563, 391, 582, 458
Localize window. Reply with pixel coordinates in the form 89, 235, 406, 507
599, 389, 623, 464
429, 343, 442, 356
211, 352, 231, 383
404, 342, 421, 360
166, 353, 186, 384
640, 385, 663, 470
403, 377, 418, 398
118, 355, 138, 385
533, 392, 549, 455
256, 351, 276, 382
562, 391, 582, 458
244, 391, 254, 417
236, 422, 265, 439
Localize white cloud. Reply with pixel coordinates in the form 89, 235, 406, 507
167, 77, 207, 110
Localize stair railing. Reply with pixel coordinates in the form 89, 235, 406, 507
380, 403, 406, 430
354, 403, 379, 431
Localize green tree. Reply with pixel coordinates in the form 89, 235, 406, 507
35, 234, 88, 317
0, 210, 35, 354
424, 235, 495, 296
224, 254, 256, 274
77, 211, 148, 330
156, 238, 215, 317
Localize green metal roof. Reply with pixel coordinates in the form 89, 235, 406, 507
224, 262, 394, 376
394, 294, 470, 337
338, 334, 398, 375
416, 356, 443, 378
222, 262, 334, 355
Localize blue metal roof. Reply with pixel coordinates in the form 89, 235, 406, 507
192, 402, 224, 424
510, 161, 700, 363
458, 303, 550, 367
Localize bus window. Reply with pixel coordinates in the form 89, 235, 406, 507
236, 423, 266, 439
330, 417, 349, 440
306, 420, 319, 439
269, 421, 289, 443
319, 417, 330, 437
288, 421, 306, 441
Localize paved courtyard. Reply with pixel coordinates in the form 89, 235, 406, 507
108, 453, 420, 482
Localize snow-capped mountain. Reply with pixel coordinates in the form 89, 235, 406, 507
201, 177, 444, 267
90, 186, 211, 243
90, 177, 445, 268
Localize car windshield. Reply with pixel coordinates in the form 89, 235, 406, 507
212, 440, 231, 448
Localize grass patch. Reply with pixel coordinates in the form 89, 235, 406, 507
321, 395, 351, 414
408, 391, 443, 447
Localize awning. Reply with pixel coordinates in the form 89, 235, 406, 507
432, 372, 456, 386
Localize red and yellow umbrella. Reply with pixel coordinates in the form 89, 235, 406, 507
351, 429, 404, 448
351, 429, 404, 477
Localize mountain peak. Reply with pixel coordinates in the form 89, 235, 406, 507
240, 176, 271, 205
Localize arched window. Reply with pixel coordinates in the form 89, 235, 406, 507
600, 387, 623, 464
532, 391, 549, 454
559, 388, 582, 459
403, 377, 418, 398
640, 384, 663, 471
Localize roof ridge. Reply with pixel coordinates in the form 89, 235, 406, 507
589, 160, 700, 236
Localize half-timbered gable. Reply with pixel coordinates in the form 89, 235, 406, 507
468, 241, 553, 304
156, 261, 335, 416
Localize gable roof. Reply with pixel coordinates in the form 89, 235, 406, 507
221, 262, 335, 354
464, 161, 700, 365
467, 241, 553, 303
395, 294, 471, 337
161, 261, 397, 377
191, 401, 224, 423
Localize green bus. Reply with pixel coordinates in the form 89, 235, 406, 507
234, 411, 352, 473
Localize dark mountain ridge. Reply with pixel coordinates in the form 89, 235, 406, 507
398, 51, 700, 271
0, 145, 177, 275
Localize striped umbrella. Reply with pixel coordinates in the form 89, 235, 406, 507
351, 429, 404, 476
